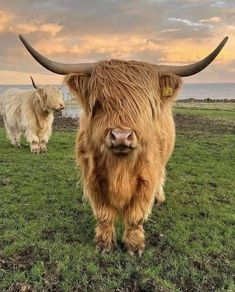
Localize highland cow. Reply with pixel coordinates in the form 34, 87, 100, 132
19, 35, 228, 254
0, 77, 64, 153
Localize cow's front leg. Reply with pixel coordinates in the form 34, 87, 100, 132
123, 182, 155, 256
39, 140, 48, 153
39, 127, 51, 153
155, 185, 166, 205
26, 131, 40, 154
155, 169, 166, 205
94, 206, 117, 253
123, 220, 145, 256
30, 140, 40, 154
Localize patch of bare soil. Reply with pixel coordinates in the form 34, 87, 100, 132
1, 111, 234, 134
0, 112, 78, 130
119, 272, 170, 292
53, 112, 78, 131
174, 113, 235, 134
8, 282, 32, 292
53, 112, 234, 134
0, 246, 63, 291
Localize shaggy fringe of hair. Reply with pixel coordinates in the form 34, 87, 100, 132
89, 60, 161, 128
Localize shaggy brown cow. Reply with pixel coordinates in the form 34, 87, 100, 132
19, 35, 228, 255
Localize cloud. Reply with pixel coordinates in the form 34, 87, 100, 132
0, 0, 234, 83
199, 16, 222, 23
211, 0, 225, 8
0, 10, 13, 32
168, 17, 212, 28
0, 9, 63, 36
34, 34, 162, 61
15, 22, 63, 37
161, 28, 182, 33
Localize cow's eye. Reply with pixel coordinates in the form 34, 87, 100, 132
92, 100, 102, 116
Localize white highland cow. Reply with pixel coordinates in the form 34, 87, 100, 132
0, 77, 64, 153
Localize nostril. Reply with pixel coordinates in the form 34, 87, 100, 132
126, 131, 133, 141
110, 130, 116, 141
60, 104, 64, 108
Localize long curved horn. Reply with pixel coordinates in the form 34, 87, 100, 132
19, 35, 95, 75
19, 34, 228, 77
157, 37, 228, 77
30, 76, 38, 89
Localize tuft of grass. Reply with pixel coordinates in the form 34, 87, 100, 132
0, 108, 234, 291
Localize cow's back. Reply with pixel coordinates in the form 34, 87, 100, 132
1, 88, 34, 110
1, 88, 25, 105
0, 88, 34, 131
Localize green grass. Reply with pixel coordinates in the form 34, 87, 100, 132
0, 108, 234, 291
174, 101, 235, 112
174, 102, 235, 124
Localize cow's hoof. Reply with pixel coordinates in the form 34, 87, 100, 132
155, 189, 166, 206
12, 143, 20, 148
96, 246, 112, 254
124, 239, 145, 257
40, 148, 47, 153
127, 247, 144, 257
154, 199, 165, 207
40, 144, 47, 153
31, 149, 40, 154
96, 240, 116, 254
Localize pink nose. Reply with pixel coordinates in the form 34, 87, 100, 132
108, 128, 134, 147
60, 104, 64, 109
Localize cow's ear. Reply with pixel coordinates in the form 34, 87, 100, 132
64, 73, 90, 110
33, 88, 44, 101
160, 73, 182, 100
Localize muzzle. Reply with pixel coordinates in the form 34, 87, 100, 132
55, 103, 65, 111
105, 128, 137, 155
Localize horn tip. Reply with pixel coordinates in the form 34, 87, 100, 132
222, 36, 229, 44
19, 34, 27, 46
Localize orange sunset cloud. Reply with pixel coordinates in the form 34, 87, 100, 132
0, 1, 234, 84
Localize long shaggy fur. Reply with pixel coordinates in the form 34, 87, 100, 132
0, 86, 64, 153
65, 59, 182, 254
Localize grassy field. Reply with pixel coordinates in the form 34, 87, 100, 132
174, 101, 235, 111
0, 107, 234, 291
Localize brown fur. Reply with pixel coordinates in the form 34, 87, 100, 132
65, 59, 182, 254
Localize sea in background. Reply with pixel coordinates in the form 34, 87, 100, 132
1, 83, 234, 118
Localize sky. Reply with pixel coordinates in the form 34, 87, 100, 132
0, 0, 234, 84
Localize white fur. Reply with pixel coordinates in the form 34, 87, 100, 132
0, 86, 64, 153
